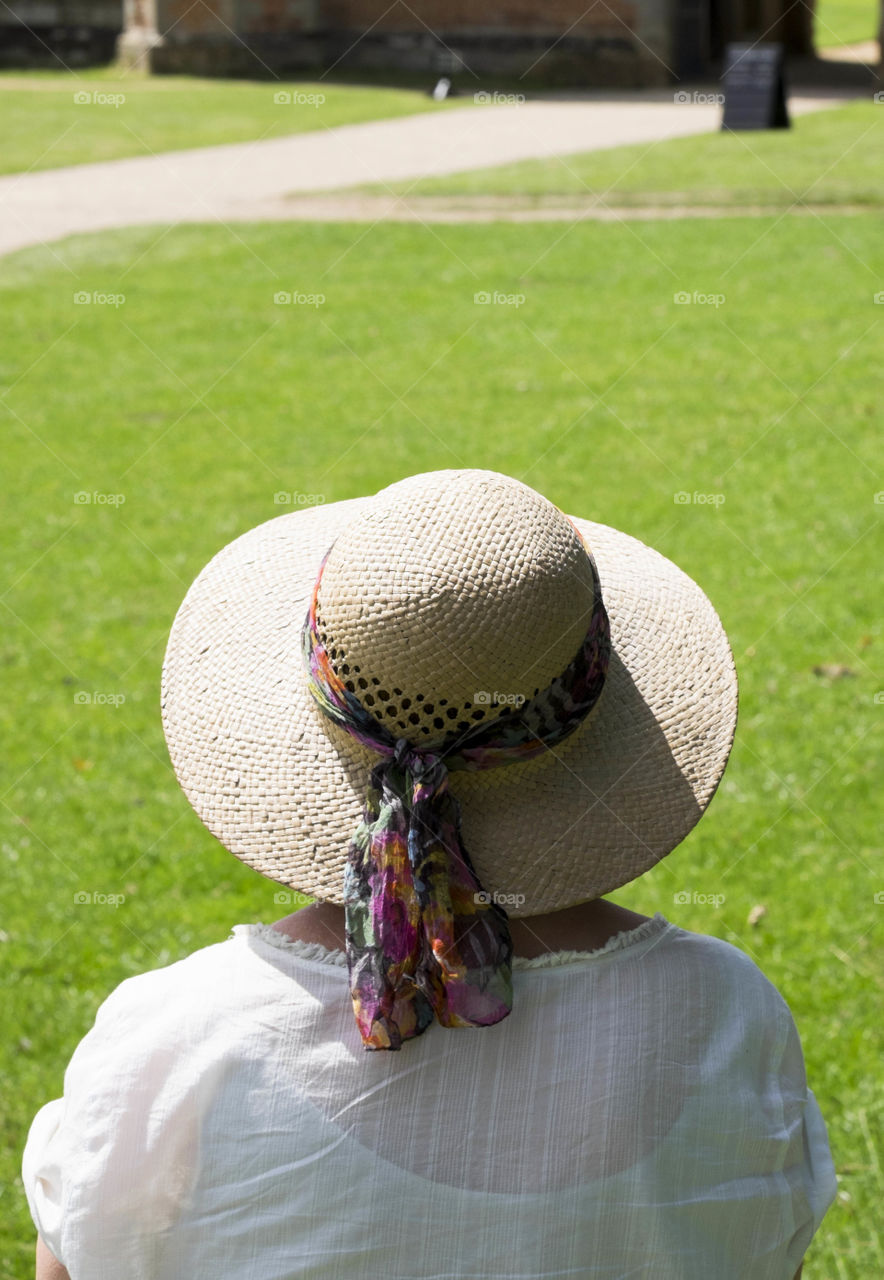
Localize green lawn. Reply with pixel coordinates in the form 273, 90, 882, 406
364, 100, 884, 207
815, 0, 880, 47
0, 67, 461, 176
1, 207, 881, 1278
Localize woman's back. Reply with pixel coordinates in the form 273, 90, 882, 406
23, 914, 834, 1280
23, 470, 835, 1278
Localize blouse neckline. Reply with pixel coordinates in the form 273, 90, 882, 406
233, 913, 672, 972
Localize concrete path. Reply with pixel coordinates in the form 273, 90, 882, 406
818, 39, 879, 64
0, 91, 856, 256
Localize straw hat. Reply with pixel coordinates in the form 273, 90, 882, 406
161, 470, 737, 918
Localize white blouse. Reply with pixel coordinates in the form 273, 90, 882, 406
22, 914, 836, 1279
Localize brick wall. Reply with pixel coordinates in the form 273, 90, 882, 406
323, 0, 636, 33
0, 0, 121, 65
318, 0, 668, 85
319, 0, 671, 85
150, 0, 672, 85
238, 0, 320, 36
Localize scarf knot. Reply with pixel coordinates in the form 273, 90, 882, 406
390, 736, 441, 785
302, 540, 611, 1050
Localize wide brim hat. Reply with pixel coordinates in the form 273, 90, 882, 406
161, 470, 737, 918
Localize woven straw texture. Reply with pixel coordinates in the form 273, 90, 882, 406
161, 470, 737, 917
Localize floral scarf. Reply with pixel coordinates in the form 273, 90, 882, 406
301, 536, 611, 1050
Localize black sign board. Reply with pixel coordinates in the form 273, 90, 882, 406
721, 42, 790, 131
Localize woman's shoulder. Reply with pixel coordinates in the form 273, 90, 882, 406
48, 931, 301, 1120
665, 917, 783, 973
655, 918, 799, 1030
85, 929, 280, 1038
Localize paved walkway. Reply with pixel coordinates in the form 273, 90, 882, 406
818, 39, 879, 63
0, 91, 856, 256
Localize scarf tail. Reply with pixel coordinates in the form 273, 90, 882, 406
344, 755, 512, 1049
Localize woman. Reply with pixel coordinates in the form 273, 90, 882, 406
23, 469, 835, 1278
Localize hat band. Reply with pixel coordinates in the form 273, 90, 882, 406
301, 535, 611, 1050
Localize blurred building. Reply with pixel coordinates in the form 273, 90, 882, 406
0, 0, 121, 65
121, 0, 818, 84
1, 0, 860, 82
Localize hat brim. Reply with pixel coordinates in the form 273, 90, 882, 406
161, 498, 737, 917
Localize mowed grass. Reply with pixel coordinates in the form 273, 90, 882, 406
0, 211, 881, 1279
815, 0, 880, 47
369, 101, 884, 207
0, 67, 461, 176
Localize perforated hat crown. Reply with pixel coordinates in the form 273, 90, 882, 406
313, 472, 600, 744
